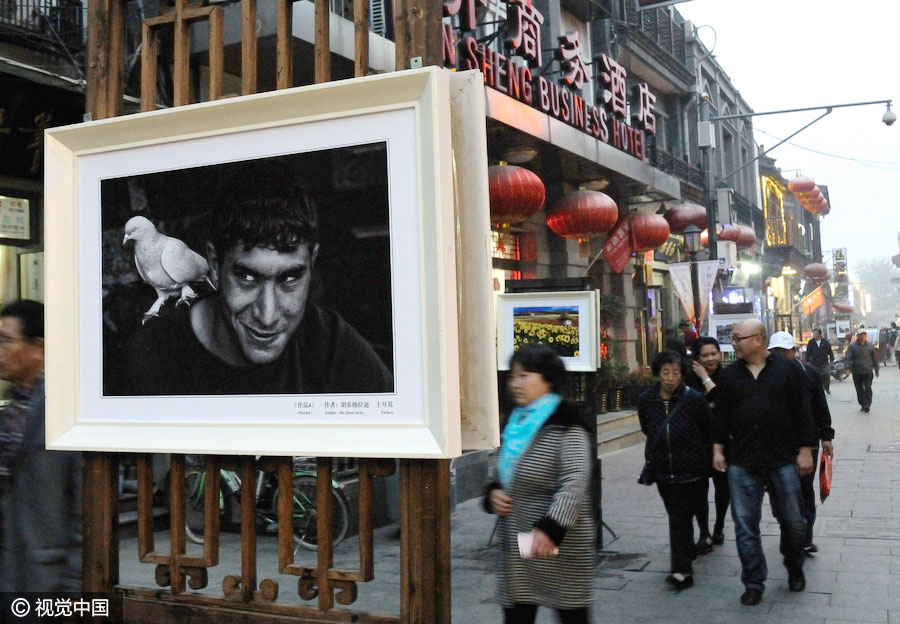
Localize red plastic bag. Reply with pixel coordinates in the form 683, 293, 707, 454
819, 453, 833, 502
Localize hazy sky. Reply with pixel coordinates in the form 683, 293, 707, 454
674, 0, 900, 278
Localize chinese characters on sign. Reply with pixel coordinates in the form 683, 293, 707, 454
555, 31, 590, 90
507, 0, 544, 65
0, 196, 30, 240
442, 0, 657, 161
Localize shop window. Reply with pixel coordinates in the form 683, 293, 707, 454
491, 228, 536, 291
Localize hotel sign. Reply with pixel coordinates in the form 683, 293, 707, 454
442, 0, 657, 161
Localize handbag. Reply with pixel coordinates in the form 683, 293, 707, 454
819, 452, 833, 502
637, 388, 695, 486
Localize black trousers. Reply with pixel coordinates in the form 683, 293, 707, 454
657, 480, 707, 575
852, 372, 874, 408
503, 604, 590, 624
798, 448, 820, 549
695, 470, 730, 536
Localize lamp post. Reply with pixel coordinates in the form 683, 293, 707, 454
683, 224, 703, 334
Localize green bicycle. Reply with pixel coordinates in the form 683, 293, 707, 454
183, 458, 350, 552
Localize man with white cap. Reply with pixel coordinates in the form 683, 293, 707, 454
844, 328, 879, 412
768, 331, 834, 556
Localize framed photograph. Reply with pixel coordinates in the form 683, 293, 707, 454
708, 313, 757, 353
44, 67, 466, 458
496, 291, 599, 371
0, 192, 38, 246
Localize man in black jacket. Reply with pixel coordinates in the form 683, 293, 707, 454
805, 328, 834, 394
712, 320, 817, 606
769, 331, 834, 556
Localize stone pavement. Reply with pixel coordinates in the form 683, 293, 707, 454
119, 363, 900, 623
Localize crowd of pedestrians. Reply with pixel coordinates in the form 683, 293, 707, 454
486, 319, 844, 621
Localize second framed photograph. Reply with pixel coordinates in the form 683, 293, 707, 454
496, 291, 599, 371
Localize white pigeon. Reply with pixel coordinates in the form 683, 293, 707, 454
123, 216, 211, 323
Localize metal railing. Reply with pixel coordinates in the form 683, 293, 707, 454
650, 146, 704, 188
0, 0, 83, 53
624, 4, 687, 67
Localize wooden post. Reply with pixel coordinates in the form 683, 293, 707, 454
393, 0, 443, 70
82, 453, 119, 593
399, 459, 451, 624
85, 0, 124, 119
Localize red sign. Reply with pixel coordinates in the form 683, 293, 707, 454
602, 215, 633, 274
442, 0, 656, 162
800, 286, 825, 315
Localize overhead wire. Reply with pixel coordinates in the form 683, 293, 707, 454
754, 127, 900, 170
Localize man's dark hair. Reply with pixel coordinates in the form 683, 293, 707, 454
651, 350, 688, 377
814, 328, 822, 334
509, 345, 568, 395
892, 322, 898, 330
691, 336, 721, 360
1, 300, 44, 341
210, 159, 318, 255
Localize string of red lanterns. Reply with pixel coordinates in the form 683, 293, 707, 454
787, 175, 829, 216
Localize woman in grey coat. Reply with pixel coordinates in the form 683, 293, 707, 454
484, 345, 595, 624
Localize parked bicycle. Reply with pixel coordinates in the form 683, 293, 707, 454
182, 457, 351, 552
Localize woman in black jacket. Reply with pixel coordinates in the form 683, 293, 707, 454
638, 350, 713, 591
684, 336, 730, 552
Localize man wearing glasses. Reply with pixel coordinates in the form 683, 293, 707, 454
711, 319, 817, 607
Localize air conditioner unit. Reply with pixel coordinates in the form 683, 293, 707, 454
717, 240, 737, 269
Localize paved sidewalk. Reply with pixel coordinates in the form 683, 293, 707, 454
120, 364, 900, 623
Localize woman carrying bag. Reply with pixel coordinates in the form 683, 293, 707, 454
484, 345, 595, 624
637, 350, 714, 591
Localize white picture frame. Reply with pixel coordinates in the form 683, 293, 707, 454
496, 291, 599, 372
707, 313, 758, 353
44, 67, 465, 458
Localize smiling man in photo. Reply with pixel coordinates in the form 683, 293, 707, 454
125, 164, 393, 396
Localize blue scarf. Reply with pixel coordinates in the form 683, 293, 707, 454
498, 393, 562, 489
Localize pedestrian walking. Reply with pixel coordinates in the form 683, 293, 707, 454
683, 336, 730, 551
484, 345, 595, 624
0, 301, 82, 603
805, 328, 834, 394
891, 323, 900, 370
637, 350, 713, 591
844, 328, 879, 412
712, 319, 817, 606
768, 331, 835, 555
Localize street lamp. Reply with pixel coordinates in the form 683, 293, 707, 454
697, 98, 894, 256
683, 224, 703, 335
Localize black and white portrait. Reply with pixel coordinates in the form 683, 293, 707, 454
101, 145, 395, 396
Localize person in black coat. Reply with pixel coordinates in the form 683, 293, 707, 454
769, 331, 834, 555
637, 350, 713, 591
805, 328, 834, 394
684, 336, 730, 552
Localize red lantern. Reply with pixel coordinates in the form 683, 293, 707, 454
832, 301, 854, 314
630, 213, 670, 252
717, 224, 741, 244
546, 190, 619, 256
664, 202, 707, 233
735, 225, 756, 249
788, 176, 816, 193
700, 228, 709, 247
488, 165, 546, 223
804, 263, 829, 281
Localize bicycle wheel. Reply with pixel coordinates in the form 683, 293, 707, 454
185, 468, 231, 545
291, 474, 351, 551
